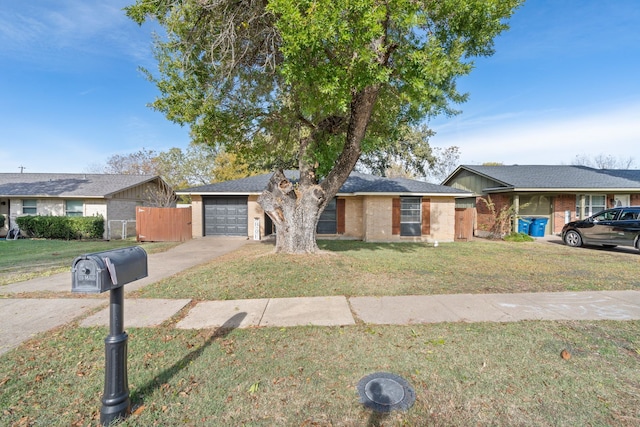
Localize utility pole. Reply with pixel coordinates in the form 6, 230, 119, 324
18, 166, 26, 173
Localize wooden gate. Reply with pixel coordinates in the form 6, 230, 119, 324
136, 207, 192, 242
454, 208, 474, 242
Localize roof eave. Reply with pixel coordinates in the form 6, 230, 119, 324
176, 191, 260, 196
484, 187, 640, 193
346, 192, 473, 197
2, 194, 107, 198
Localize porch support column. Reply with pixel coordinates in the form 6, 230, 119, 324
513, 194, 520, 233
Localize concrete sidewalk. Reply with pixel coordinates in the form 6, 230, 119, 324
0, 237, 249, 355
75, 290, 640, 331
3, 290, 639, 355
1, 236, 640, 356
0, 236, 250, 295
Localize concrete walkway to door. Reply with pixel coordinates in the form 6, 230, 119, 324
0, 236, 250, 295
0, 237, 250, 355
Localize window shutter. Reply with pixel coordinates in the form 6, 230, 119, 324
421, 198, 431, 235
337, 198, 346, 234
392, 198, 400, 235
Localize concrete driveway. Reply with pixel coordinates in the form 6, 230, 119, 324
0, 237, 249, 355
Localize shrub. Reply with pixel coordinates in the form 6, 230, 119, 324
16, 215, 104, 240
503, 232, 535, 242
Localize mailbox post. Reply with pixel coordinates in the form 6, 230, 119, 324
72, 246, 148, 425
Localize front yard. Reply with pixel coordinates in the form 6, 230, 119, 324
133, 239, 640, 300
1, 238, 639, 426
0, 239, 179, 286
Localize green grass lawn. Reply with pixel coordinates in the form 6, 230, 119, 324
133, 239, 640, 300
0, 239, 179, 286
1, 238, 639, 426
1, 321, 638, 426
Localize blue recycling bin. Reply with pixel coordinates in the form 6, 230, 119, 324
517, 218, 532, 234
529, 218, 549, 237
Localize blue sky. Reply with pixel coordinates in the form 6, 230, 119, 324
1, 1, 639, 174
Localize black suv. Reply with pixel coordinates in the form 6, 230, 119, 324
562, 206, 640, 251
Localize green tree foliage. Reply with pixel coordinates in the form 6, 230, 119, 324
127, 0, 522, 253
357, 125, 436, 178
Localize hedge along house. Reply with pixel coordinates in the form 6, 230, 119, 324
0, 173, 174, 239
177, 171, 474, 243
442, 165, 640, 237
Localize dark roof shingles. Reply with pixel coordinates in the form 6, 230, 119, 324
181, 170, 468, 195
0, 173, 159, 197
460, 165, 640, 189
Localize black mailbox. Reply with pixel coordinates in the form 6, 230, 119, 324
72, 246, 148, 294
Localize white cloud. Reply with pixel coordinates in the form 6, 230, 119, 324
432, 102, 640, 166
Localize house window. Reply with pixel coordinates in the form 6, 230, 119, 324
22, 199, 37, 215
400, 197, 422, 236
317, 198, 337, 234
577, 195, 606, 218
65, 200, 84, 217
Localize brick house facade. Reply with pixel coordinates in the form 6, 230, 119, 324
443, 165, 640, 237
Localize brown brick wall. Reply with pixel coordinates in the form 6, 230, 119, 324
476, 194, 512, 234
552, 194, 576, 234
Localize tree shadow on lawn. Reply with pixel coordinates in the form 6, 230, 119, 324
129, 312, 247, 407
318, 240, 430, 253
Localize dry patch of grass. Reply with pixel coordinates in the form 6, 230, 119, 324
134, 239, 640, 300
1, 321, 638, 426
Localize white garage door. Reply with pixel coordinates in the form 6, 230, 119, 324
203, 197, 248, 236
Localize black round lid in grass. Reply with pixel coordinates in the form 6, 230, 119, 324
357, 372, 416, 413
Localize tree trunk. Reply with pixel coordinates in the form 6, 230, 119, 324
258, 170, 326, 253
258, 86, 381, 254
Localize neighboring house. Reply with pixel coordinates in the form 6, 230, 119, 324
177, 171, 474, 243
0, 173, 174, 239
442, 165, 640, 237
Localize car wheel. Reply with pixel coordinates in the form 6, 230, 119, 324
564, 230, 583, 247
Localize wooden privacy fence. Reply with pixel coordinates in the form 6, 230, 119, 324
454, 207, 474, 242
136, 206, 192, 242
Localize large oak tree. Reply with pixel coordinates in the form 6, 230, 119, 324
127, 0, 522, 253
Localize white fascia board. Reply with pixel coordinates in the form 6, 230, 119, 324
175, 191, 260, 196
485, 187, 640, 193
4, 194, 104, 199
344, 192, 473, 197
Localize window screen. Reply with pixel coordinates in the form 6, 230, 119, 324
65, 200, 84, 217
400, 197, 421, 236
22, 199, 37, 215
317, 198, 337, 234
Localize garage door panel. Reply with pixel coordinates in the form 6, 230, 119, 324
203, 197, 248, 236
